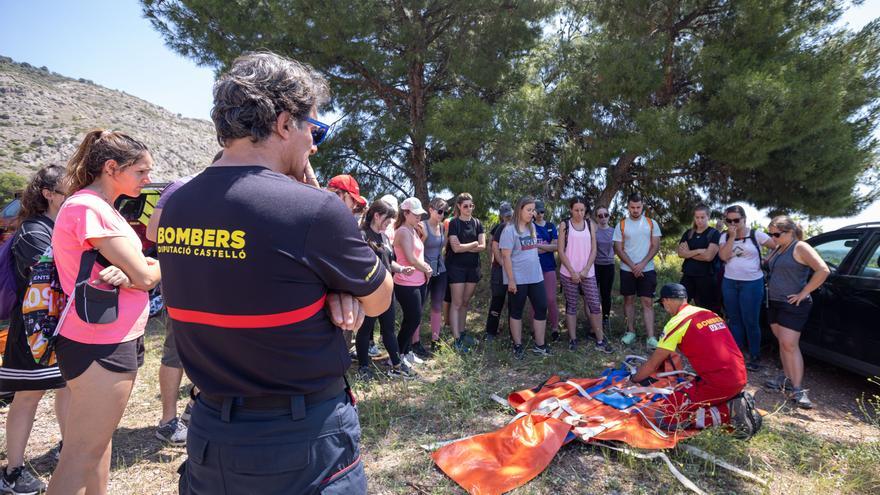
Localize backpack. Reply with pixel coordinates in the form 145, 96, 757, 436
0, 236, 18, 320
559, 217, 591, 254
619, 216, 654, 249
20, 246, 68, 366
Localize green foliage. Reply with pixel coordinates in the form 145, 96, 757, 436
0, 172, 26, 205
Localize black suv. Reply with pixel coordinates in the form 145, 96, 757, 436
802, 222, 880, 377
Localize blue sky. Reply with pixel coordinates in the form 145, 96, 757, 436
1, 0, 879, 227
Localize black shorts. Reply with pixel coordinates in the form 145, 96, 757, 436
56, 335, 145, 381
447, 265, 481, 284
768, 299, 813, 332
619, 269, 657, 298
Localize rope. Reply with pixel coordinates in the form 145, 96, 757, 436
594, 442, 706, 495
679, 445, 768, 486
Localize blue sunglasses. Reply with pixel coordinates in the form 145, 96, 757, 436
305, 117, 331, 145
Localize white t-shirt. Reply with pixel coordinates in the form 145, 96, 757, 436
719, 229, 770, 281
612, 216, 662, 272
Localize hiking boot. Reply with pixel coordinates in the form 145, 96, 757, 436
568, 339, 578, 351
357, 365, 376, 382
595, 340, 614, 354
727, 392, 762, 440
412, 342, 431, 359
550, 331, 560, 343
621, 331, 636, 345
791, 388, 814, 409
646, 336, 659, 349
513, 344, 524, 360
180, 400, 194, 426
368, 342, 381, 357
388, 362, 416, 379
532, 344, 552, 356
764, 375, 791, 392
155, 417, 188, 445
1, 466, 45, 495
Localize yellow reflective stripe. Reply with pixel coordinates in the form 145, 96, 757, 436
658, 305, 703, 352
364, 257, 380, 282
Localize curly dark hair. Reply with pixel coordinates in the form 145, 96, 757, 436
17, 163, 66, 222
211, 51, 330, 146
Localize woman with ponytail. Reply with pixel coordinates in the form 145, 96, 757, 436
0, 164, 69, 494
677, 204, 722, 314
47, 130, 161, 495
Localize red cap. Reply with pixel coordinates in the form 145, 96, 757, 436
327, 174, 367, 206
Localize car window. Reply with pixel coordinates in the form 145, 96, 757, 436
811, 235, 861, 269
855, 240, 880, 278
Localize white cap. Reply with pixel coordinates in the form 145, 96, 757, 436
400, 197, 427, 215
380, 194, 399, 211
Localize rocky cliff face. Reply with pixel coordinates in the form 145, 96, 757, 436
0, 56, 216, 181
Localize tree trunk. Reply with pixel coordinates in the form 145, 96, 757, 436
597, 152, 636, 208
408, 60, 429, 203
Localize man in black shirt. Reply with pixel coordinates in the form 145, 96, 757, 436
158, 52, 392, 495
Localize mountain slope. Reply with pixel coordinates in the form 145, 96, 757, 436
0, 55, 216, 181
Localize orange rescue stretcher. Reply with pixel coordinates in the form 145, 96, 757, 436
431, 356, 700, 495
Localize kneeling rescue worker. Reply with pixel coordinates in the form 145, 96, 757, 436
631, 283, 761, 438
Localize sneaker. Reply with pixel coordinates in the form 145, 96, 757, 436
791, 388, 814, 409
368, 342, 381, 357
388, 362, 416, 379
431, 340, 441, 353
568, 339, 578, 351
1, 466, 46, 495
595, 340, 614, 354
412, 342, 431, 359
727, 392, 762, 440
406, 351, 424, 365
646, 336, 659, 349
453, 337, 471, 353
621, 331, 637, 345
513, 344, 525, 360
180, 400, 194, 426
155, 417, 188, 445
349, 351, 358, 362
764, 375, 791, 392
357, 365, 376, 382
550, 331, 560, 343
484, 333, 497, 342
531, 344, 552, 356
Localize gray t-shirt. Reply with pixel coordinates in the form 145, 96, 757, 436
595, 225, 615, 265
500, 223, 544, 285
612, 216, 662, 272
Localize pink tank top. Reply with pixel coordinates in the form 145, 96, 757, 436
560, 219, 595, 278
393, 226, 427, 286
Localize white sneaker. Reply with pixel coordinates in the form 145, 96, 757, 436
407, 351, 424, 365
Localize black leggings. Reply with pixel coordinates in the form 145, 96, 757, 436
595, 263, 615, 319
395, 284, 427, 355
508, 281, 548, 321
355, 297, 399, 367
485, 282, 508, 336
680, 273, 722, 315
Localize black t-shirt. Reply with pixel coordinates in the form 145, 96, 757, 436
157, 166, 387, 396
362, 228, 394, 270
679, 227, 721, 276
12, 216, 54, 292
490, 222, 505, 283
446, 217, 484, 269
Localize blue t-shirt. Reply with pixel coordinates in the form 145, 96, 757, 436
157, 166, 387, 396
534, 221, 557, 272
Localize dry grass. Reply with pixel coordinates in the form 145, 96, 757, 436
2, 257, 879, 494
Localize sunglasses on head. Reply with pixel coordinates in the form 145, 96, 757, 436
305, 117, 331, 145
725, 218, 742, 224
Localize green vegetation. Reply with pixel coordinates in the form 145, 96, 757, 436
0, 171, 26, 204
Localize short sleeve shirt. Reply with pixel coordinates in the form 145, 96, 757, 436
612, 216, 662, 272
594, 226, 615, 265
157, 166, 387, 397
52, 190, 148, 344
499, 224, 544, 285
658, 304, 747, 386
534, 221, 557, 272
679, 227, 721, 277
446, 217, 484, 269
719, 229, 769, 281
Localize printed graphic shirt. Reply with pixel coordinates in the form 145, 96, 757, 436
499, 224, 544, 285
658, 304, 747, 387
157, 166, 387, 396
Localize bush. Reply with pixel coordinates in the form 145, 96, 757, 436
0, 172, 27, 204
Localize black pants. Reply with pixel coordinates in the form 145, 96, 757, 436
395, 284, 427, 355
508, 281, 548, 321
485, 281, 508, 336
681, 273, 722, 315
355, 297, 399, 367
595, 263, 615, 319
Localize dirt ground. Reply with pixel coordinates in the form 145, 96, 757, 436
1, 314, 878, 494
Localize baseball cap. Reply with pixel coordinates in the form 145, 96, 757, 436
400, 197, 427, 215
535, 200, 546, 214
656, 283, 688, 303
327, 174, 367, 207
380, 194, 399, 211
499, 202, 513, 219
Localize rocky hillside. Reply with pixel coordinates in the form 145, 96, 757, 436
0, 56, 216, 181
